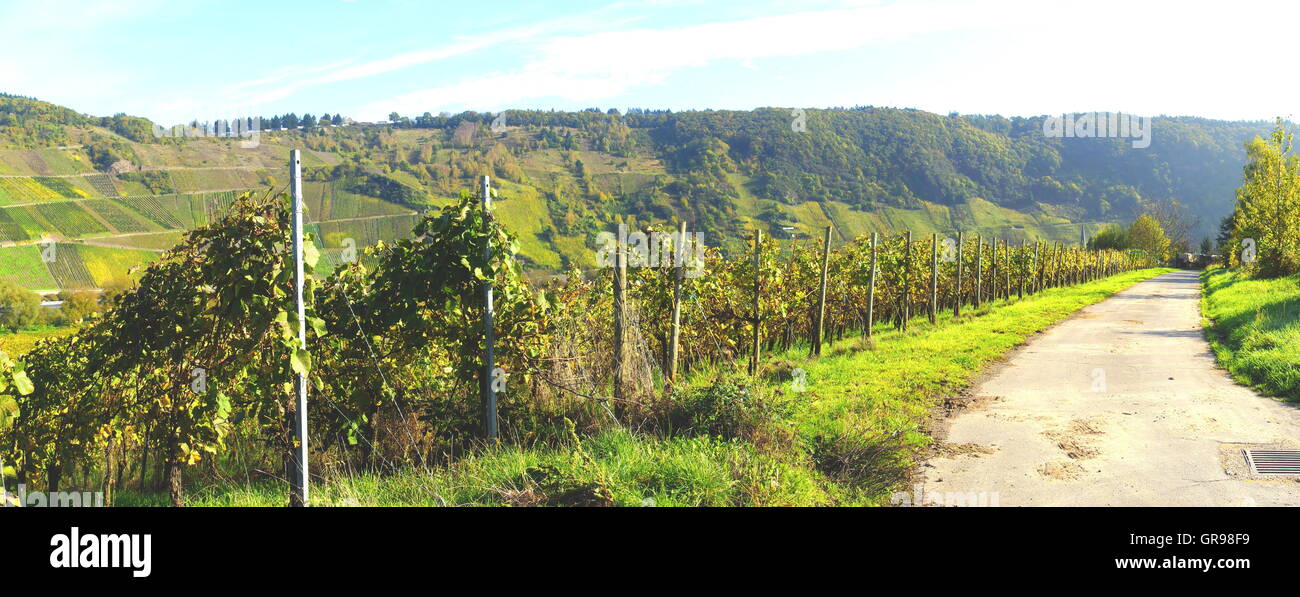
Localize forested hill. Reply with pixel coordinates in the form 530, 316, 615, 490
0, 93, 1275, 277
428, 107, 1263, 243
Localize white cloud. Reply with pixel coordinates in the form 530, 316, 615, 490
352, 0, 1043, 119
222, 3, 649, 117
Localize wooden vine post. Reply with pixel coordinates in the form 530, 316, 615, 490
1033, 241, 1042, 294
612, 217, 628, 404
902, 231, 911, 332
749, 229, 762, 376
928, 233, 938, 325
667, 221, 685, 383
991, 237, 999, 302
813, 226, 832, 356
1003, 240, 1011, 300
975, 236, 983, 307
1018, 240, 1026, 299
954, 231, 964, 317
867, 232, 878, 339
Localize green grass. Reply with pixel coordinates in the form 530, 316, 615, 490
116, 268, 1170, 506
1201, 268, 1300, 402
115, 429, 828, 507
0, 245, 57, 288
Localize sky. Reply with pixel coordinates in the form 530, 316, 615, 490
0, 0, 1293, 125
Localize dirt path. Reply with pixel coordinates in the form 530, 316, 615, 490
922, 270, 1300, 506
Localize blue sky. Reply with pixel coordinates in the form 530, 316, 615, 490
0, 0, 1290, 125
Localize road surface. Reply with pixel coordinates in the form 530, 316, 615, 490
921, 270, 1300, 506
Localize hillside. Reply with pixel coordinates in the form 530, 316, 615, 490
0, 93, 1274, 290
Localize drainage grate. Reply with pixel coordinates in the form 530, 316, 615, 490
1244, 450, 1300, 475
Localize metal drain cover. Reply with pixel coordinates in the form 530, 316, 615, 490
1243, 450, 1300, 475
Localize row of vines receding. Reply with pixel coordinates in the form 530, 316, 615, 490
0, 186, 1146, 505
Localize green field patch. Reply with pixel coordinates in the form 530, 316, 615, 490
35, 149, 96, 175
492, 179, 561, 268
0, 245, 57, 288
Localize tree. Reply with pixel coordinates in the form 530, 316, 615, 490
1088, 224, 1132, 251
0, 282, 41, 332
1129, 214, 1172, 265
1230, 119, 1300, 276
57, 290, 99, 325
1146, 198, 1198, 254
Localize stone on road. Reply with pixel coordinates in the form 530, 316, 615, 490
922, 270, 1300, 506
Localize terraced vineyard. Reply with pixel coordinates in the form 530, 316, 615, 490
42, 243, 95, 288
85, 173, 120, 197
0, 207, 29, 242
84, 199, 155, 233
0, 177, 64, 202
327, 184, 411, 219
316, 213, 420, 248
4, 206, 49, 237
34, 202, 108, 237
201, 190, 241, 223
33, 176, 89, 198
115, 194, 190, 229
167, 168, 263, 192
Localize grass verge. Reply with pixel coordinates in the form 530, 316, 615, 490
1201, 268, 1300, 402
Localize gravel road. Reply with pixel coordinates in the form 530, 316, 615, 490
921, 270, 1300, 506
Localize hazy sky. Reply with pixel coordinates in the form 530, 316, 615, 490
0, 0, 1290, 124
